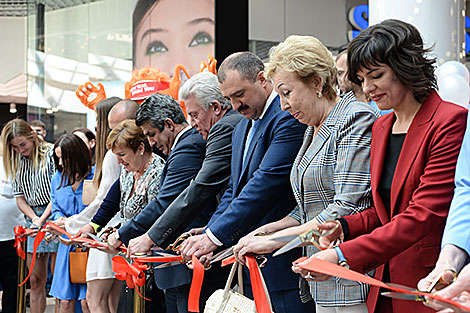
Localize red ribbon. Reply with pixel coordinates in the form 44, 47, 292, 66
222, 255, 272, 313
16, 221, 127, 287
294, 257, 470, 312
112, 256, 149, 300
115, 254, 205, 312
14, 226, 34, 260
19, 226, 46, 286
188, 255, 204, 312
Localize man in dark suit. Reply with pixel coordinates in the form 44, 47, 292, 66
126, 71, 243, 254
180, 52, 315, 312
106, 93, 208, 312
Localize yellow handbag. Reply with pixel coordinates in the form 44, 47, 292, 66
69, 246, 89, 284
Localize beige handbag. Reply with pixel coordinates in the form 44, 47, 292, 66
204, 261, 273, 313
82, 179, 97, 205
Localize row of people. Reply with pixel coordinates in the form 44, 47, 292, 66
4, 17, 470, 313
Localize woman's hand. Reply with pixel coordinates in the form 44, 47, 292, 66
58, 236, 74, 246
318, 220, 344, 248
418, 245, 466, 293
233, 234, 284, 265
76, 224, 95, 238
292, 249, 339, 282
422, 263, 470, 311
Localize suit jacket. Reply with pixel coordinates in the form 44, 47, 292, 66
118, 127, 206, 290
289, 92, 378, 306
148, 109, 243, 248
339, 91, 468, 313
207, 95, 307, 292
441, 111, 470, 253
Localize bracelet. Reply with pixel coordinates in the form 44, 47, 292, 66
334, 246, 349, 269
88, 222, 102, 234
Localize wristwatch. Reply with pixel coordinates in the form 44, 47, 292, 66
334, 246, 349, 269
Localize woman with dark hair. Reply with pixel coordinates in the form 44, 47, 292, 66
49, 134, 93, 313
63, 97, 123, 313
295, 19, 468, 313
1, 118, 57, 313
72, 128, 96, 164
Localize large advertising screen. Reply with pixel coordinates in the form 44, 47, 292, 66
133, 0, 215, 76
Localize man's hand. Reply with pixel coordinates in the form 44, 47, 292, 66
127, 233, 158, 258
188, 227, 205, 236
180, 234, 218, 261
107, 232, 123, 254
233, 235, 284, 265
292, 248, 338, 282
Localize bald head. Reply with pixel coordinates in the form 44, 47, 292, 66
108, 99, 139, 129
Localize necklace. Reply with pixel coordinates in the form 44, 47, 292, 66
134, 154, 154, 181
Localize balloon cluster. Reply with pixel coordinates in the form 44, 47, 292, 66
436, 61, 470, 108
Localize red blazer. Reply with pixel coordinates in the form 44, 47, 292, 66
340, 91, 468, 313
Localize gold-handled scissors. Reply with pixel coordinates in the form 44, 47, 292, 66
381, 270, 458, 307
272, 222, 340, 257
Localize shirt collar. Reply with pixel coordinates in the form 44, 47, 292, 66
258, 89, 277, 120
171, 125, 192, 151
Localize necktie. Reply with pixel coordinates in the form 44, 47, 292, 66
243, 119, 259, 165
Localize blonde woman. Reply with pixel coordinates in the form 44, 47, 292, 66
1, 118, 57, 313
233, 35, 378, 312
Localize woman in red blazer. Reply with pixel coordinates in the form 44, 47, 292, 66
292, 19, 468, 313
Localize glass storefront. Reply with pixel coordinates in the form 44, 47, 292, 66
26, 0, 133, 141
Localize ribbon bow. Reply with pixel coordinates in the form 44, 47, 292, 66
14, 226, 33, 260
112, 256, 149, 300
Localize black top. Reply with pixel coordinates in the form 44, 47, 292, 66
378, 133, 407, 212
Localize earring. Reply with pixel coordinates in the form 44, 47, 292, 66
140, 151, 144, 156
316, 90, 322, 98
392, 76, 397, 81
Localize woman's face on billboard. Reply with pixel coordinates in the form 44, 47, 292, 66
134, 0, 215, 76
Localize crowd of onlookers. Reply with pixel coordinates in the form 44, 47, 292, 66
2, 18, 470, 313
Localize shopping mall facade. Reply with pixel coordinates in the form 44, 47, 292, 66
0, 0, 467, 140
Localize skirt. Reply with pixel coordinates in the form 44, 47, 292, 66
25, 204, 58, 254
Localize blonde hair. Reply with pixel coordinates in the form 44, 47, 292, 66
106, 119, 151, 153
1, 119, 50, 179
266, 35, 337, 101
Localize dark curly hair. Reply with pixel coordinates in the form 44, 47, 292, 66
347, 19, 437, 103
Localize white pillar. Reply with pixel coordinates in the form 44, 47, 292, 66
369, 0, 465, 65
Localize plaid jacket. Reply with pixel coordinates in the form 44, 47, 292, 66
289, 92, 379, 306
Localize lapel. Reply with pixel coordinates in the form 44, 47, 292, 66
238, 95, 279, 184
371, 114, 393, 223
291, 127, 313, 208
389, 91, 439, 215
232, 118, 250, 190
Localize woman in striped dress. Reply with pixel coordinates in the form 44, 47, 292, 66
1, 118, 58, 313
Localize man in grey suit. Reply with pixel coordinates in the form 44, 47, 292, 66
127, 71, 243, 255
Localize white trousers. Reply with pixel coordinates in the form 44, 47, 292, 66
315, 303, 369, 313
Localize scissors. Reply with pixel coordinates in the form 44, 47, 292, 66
272, 223, 340, 257
151, 232, 193, 269
381, 270, 458, 305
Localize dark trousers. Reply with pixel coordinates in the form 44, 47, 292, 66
0, 240, 19, 313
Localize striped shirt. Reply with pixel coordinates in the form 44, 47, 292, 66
12, 144, 56, 207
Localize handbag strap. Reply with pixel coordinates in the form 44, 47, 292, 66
237, 263, 244, 295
